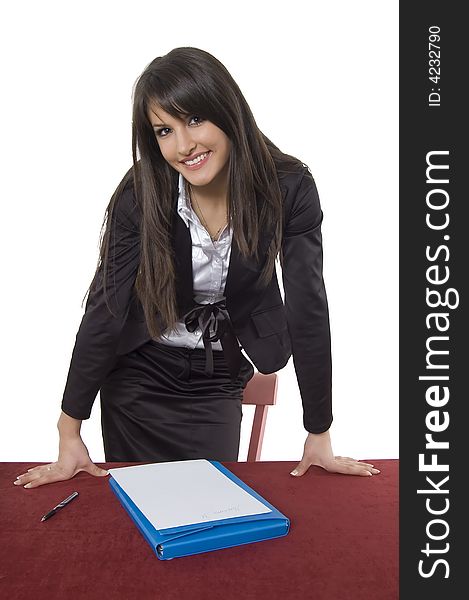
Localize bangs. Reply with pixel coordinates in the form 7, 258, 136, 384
143, 71, 211, 123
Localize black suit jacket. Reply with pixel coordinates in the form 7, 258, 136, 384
61, 165, 333, 433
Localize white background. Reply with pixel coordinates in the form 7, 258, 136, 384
1, 1, 398, 464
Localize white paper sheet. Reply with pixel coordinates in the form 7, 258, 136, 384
109, 459, 271, 531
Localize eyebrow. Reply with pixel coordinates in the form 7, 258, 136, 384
151, 112, 194, 129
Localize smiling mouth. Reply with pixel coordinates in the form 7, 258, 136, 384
181, 151, 212, 169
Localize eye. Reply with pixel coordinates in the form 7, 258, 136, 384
154, 127, 171, 138
153, 115, 205, 138
189, 115, 204, 125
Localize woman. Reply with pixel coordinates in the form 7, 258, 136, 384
15, 47, 379, 489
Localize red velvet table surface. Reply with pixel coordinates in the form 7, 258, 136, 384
0, 460, 398, 600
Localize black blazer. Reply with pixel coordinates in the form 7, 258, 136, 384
61, 165, 332, 433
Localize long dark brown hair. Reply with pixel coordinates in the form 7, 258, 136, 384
84, 47, 306, 339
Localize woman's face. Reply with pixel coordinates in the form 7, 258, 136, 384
147, 102, 232, 192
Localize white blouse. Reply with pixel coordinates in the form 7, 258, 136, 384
153, 173, 235, 351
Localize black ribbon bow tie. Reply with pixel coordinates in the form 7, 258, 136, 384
184, 299, 242, 381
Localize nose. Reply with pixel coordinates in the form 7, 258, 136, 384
176, 127, 196, 158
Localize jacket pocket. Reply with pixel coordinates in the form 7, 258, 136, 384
250, 305, 288, 338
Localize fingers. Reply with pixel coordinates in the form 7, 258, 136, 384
14, 459, 108, 489
335, 457, 380, 473
334, 458, 380, 476
25, 465, 44, 473
289, 451, 382, 478
14, 464, 54, 488
290, 457, 312, 477
345, 465, 380, 476
336, 456, 374, 467
346, 462, 379, 473
354, 461, 380, 475
82, 463, 109, 477
291, 458, 381, 477
13, 463, 70, 489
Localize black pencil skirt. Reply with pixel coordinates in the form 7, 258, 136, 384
99, 340, 255, 462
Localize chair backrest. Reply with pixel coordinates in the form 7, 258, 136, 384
241, 372, 278, 462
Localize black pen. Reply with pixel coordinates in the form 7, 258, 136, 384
41, 491, 79, 522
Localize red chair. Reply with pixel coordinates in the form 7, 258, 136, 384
242, 372, 278, 462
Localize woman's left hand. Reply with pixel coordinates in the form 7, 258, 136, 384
290, 430, 381, 477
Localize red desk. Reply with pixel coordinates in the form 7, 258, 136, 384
1, 460, 398, 600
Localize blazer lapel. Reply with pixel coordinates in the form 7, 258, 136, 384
169, 168, 279, 323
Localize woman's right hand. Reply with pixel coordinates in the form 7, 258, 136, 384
13, 436, 109, 489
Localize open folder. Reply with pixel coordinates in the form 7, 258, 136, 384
108, 459, 290, 560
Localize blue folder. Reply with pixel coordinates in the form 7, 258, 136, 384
109, 460, 290, 560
